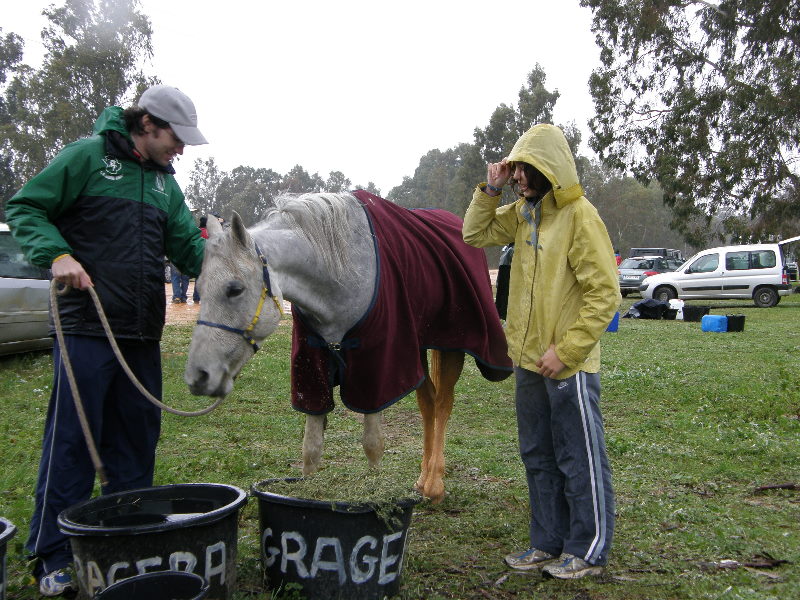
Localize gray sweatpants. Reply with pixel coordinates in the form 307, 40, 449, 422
514, 367, 614, 565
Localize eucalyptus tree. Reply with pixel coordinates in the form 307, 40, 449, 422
0, 29, 24, 212
2, 0, 156, 186
184, 157, 225, 220
581, 0, 800, 245
216, 166, 283, 227
474, 65, 559, 164
390, 66, 563, 214
323, 170, 351, 193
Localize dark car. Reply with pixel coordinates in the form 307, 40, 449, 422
0, 224, 53, 356
618, 256, 683, 297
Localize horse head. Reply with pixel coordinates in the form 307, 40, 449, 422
184, 212, 284, 397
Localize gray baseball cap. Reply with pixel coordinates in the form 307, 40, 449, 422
138, 85, 208, 145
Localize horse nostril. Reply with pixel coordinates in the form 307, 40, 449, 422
186, 367, 209, 391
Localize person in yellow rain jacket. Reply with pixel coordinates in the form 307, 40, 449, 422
463, 123, 621, 580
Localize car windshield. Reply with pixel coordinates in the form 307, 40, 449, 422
620, 258, 655, 269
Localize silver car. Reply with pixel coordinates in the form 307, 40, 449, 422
0, 223, 53, 356
618, 256, 683, 297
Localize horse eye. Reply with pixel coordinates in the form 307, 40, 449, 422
226, 281, 245, 298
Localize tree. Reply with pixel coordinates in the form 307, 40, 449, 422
354, 181, 381, 196
582, 0, 800, 245
184, 157, 225, 219
216, 166, 283, 227
0, 29, 24, 216
474, 65, 559, 164
390, 66, 564, 215
2, 0, 156, 186
282, 165, 325, 194
323, 171, 351, 193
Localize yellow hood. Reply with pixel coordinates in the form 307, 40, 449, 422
506, 124, 584, 207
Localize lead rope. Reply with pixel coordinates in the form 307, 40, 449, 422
50, 281, 225, 485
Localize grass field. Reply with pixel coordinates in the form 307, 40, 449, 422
1, 295, 798, 599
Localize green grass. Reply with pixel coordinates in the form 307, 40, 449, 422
1, 295, 799, 599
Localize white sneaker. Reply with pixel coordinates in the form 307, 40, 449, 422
39, 568, 76, 597
542, 553, 604, 579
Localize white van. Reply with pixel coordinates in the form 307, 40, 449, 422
638, 238, 800, 307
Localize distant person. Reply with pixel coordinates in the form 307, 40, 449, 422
463, 124, 620, 580
5, 84, 207, 597
614, 248, 622, 266
170, 261, 190, 303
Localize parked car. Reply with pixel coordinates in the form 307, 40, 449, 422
618, 256, 683, 297
639, 239, 800, 307
629, 247, 684, 261
0, 223, 53, 356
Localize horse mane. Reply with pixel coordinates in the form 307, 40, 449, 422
260, 192, 366, 282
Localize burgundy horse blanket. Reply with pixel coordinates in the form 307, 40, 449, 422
290, 190, 513, 414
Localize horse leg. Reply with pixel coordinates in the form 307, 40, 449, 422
362, 412, 385, 470
417, 350, 464, 503
414, 352, 437, 497
302, 414, 326, 475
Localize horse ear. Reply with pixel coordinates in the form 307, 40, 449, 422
230, 211, 252, 249
206, 213, 223, 237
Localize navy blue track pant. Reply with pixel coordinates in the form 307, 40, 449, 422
26, 335, 162, 578
515, 367, 615, 566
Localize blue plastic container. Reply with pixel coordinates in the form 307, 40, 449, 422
701, 314, 727, 332
606, 311, 620, 332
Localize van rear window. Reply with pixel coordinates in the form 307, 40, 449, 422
725, 250, 776, 270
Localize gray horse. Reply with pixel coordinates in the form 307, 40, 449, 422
184, 191, 511, 502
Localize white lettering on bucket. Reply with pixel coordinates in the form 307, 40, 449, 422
310, 537, 346, 584
86, 560, 105, 592
136, 556, 162, 573
350, 536, 378, 583
169, 552, 197, 573
281, 531, 310, 577
73, 541, 227, 595
205, 541, 226, 584
262, 529, 406, 586
106, 562, 130, 585
378, 531, 403, 584
261, 528, 280, 567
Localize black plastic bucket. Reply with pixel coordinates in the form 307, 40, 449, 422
94, 571, 209, 600
682, 305, 710, 322
1, 517, 17, 600
726, 314, 745, 332
58, 483, 247, 600
253, 479, 418, 600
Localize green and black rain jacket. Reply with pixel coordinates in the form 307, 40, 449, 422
5, 106, 205, 341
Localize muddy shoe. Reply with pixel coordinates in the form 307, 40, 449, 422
542, 553, 604, 579
504, 547, 557, 570
39, 568, 77, 597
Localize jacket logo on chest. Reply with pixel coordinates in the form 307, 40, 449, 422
153, 172, 168, 195
101, 155, 123, 181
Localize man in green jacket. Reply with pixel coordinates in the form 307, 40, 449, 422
5, 85, 207, 596
463, 124, 620, 579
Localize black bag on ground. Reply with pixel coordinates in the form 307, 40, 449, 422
624, 299, 676, 319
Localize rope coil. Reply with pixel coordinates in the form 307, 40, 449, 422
50, 280, 223, 485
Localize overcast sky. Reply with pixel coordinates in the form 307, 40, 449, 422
6, 0, 601, 195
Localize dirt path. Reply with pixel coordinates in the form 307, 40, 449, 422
164, 282, 292, 325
